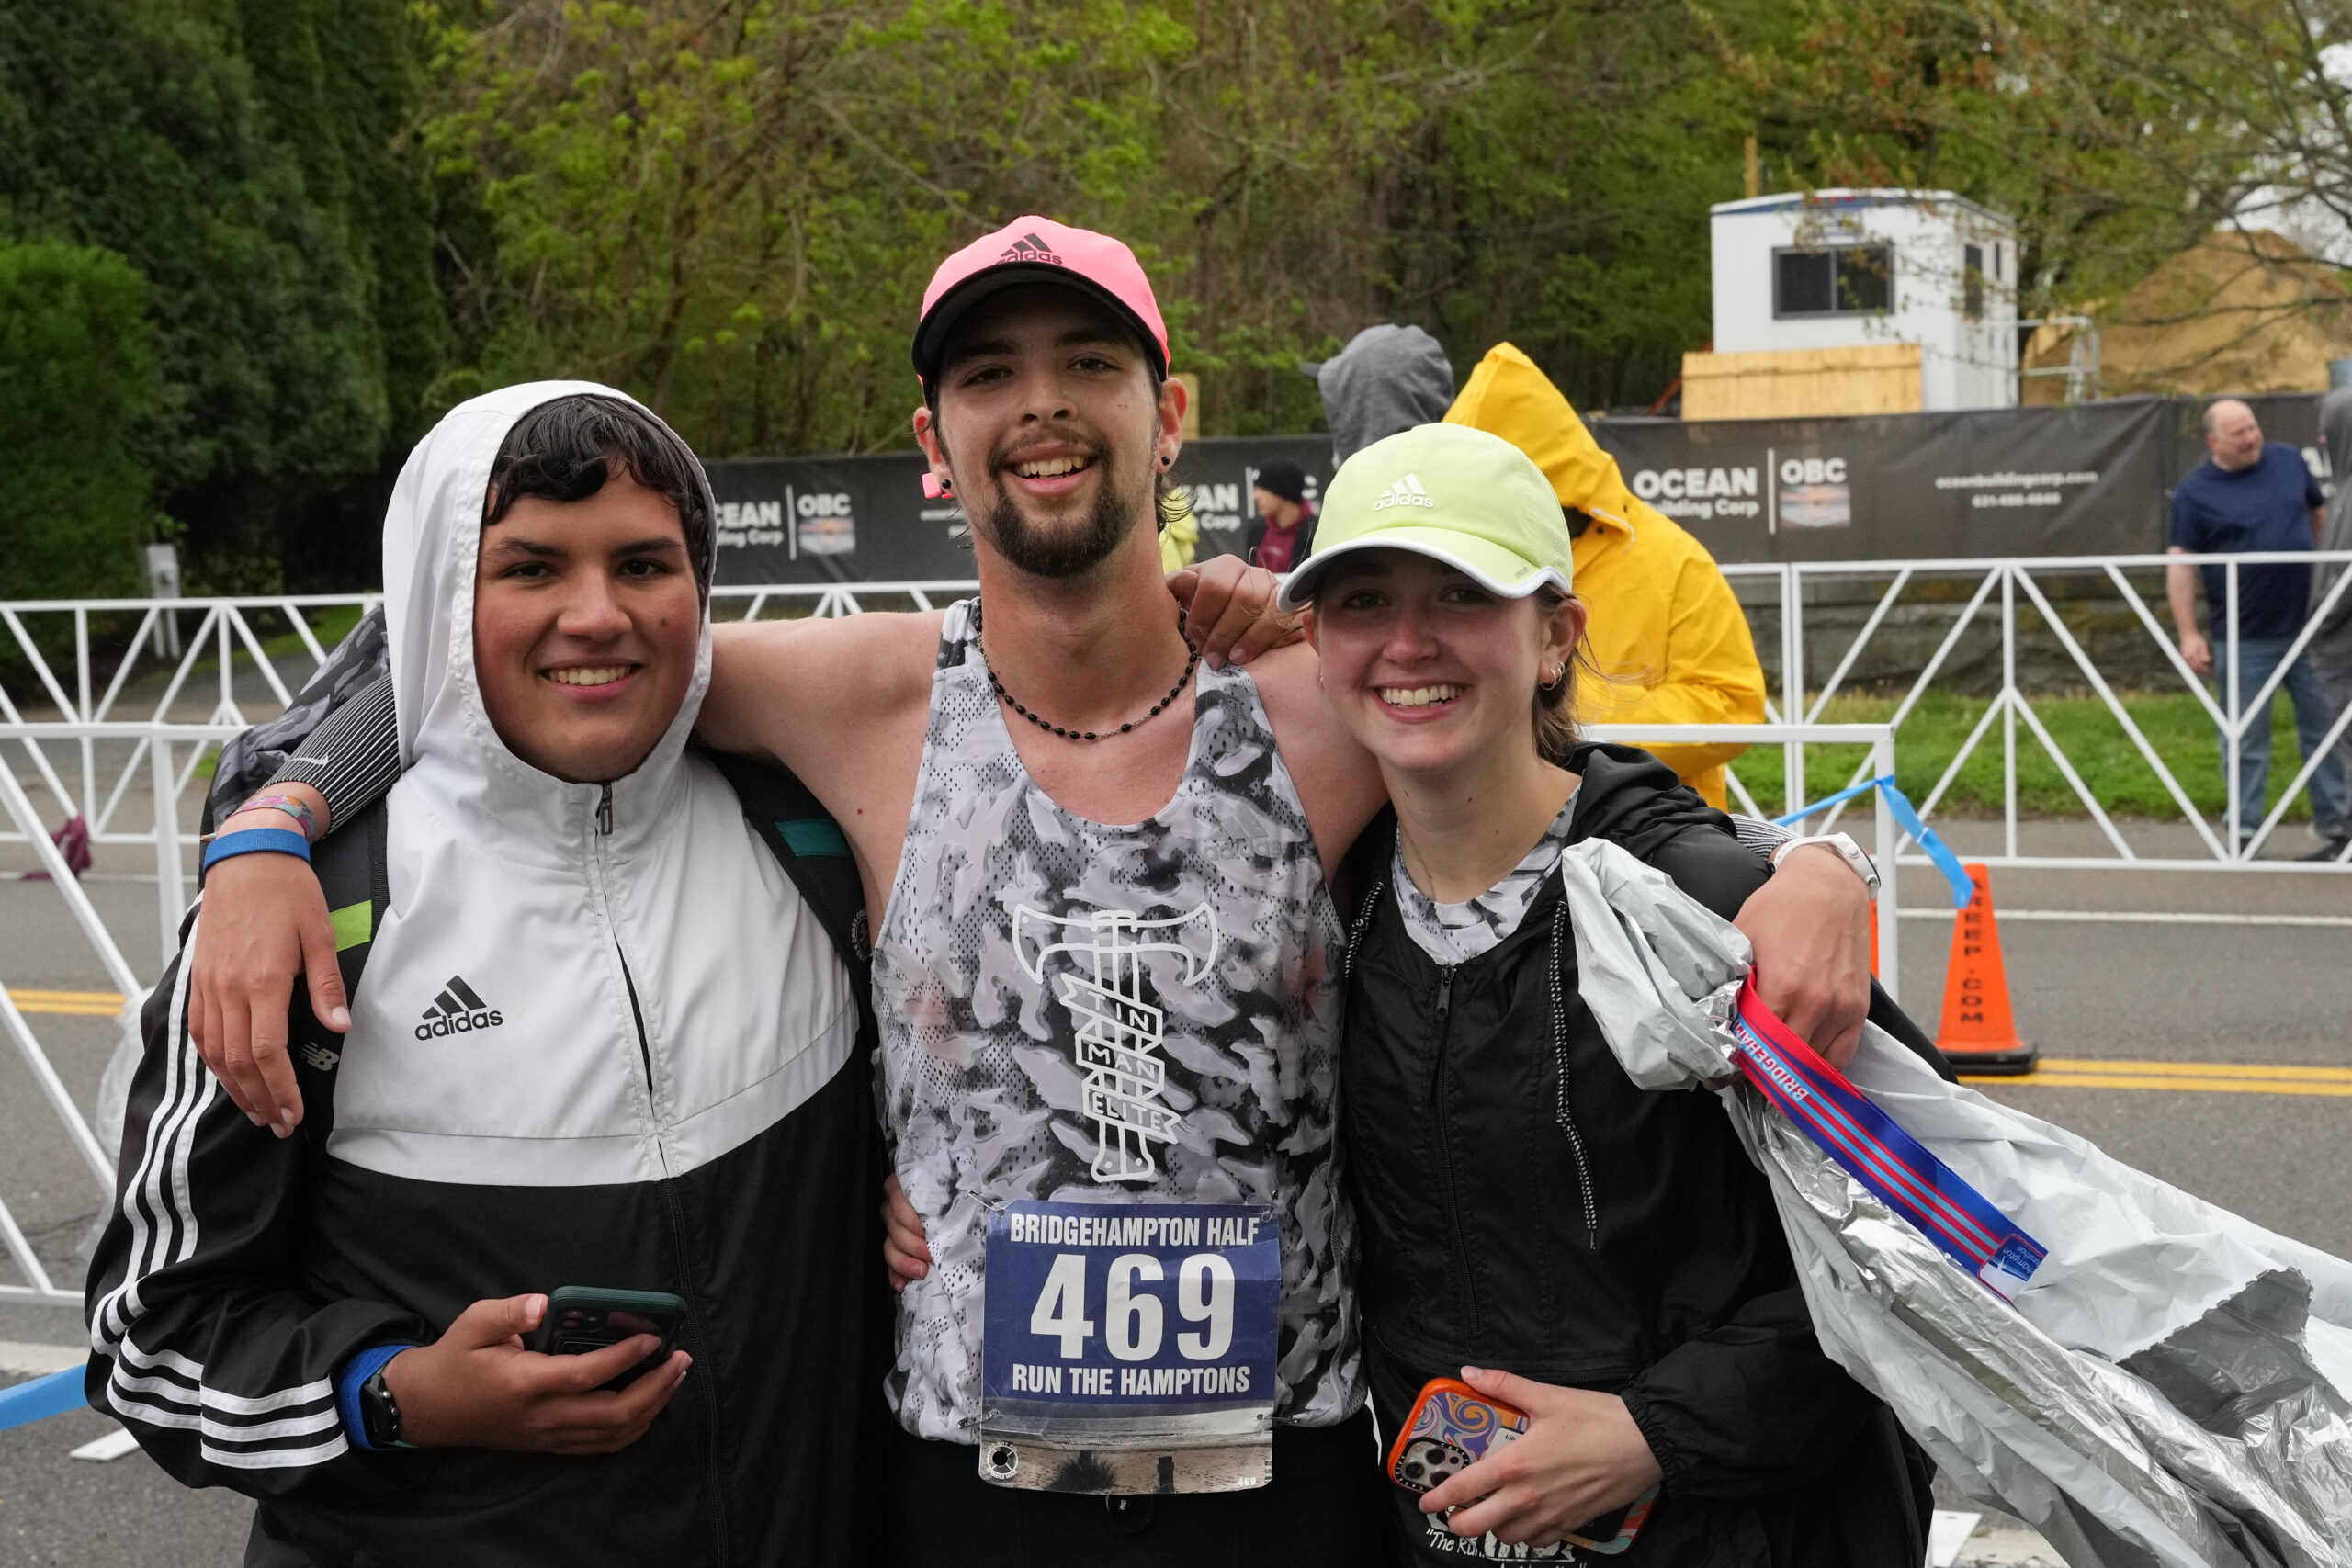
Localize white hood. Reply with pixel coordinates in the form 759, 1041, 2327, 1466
329, 383, 855, 1188
383, 380, 714, 861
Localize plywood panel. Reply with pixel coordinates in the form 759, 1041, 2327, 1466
1681, 344, 1922, 420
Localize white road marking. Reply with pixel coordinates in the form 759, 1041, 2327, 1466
1951, 1523, 2067, 1567
68, 1425, 141, 1462
1901, 908, 2352, 928
1928, 1511, 1979, 1567
0, 1339, 85, 1377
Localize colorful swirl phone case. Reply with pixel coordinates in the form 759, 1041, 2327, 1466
1385, 1377, 1658, 1555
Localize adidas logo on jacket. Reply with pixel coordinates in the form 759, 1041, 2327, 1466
413, 975, 501, 1039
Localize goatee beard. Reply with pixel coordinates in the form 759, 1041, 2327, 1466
977, 446, 1143, 580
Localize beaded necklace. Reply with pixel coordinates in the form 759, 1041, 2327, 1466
971, 597, 1200, 741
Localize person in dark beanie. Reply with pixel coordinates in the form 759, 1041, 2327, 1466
1247, 458, 1317, 573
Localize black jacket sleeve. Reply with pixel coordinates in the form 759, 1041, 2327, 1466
201, 605, 390, 831
264, 671, 401, 833
84, 906, 425, 1496
1574, 741, 1955, 1080
1570, 743, 1766, 919
1617, 1284, 1883, 1499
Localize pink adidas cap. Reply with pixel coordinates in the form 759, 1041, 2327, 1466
912, 216, 1170, 384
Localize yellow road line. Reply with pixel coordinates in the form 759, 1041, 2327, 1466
1962, 1058, 2352, 1098
2034, 1057, 2352, 1082
5, 987, 126, 1016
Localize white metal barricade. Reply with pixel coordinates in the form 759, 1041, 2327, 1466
1714, 551, 2352, 872
0, 719, 240, 1304
7, 556, 2350, 880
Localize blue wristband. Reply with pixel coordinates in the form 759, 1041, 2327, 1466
336, 1342, 418, 1451
201, 828, 311, 871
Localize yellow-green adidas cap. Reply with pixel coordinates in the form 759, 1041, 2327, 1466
1276, 423, 1573, 612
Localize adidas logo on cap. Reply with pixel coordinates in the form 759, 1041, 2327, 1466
1000, 231, 1063, 267
413, 975, 504, 1041
1371, 472, 1436, 512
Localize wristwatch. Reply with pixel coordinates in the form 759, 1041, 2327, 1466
1770, 831, 1881, 898
358, 1364, 409, 1450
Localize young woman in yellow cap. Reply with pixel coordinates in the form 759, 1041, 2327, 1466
1281, 423, 1929, 1564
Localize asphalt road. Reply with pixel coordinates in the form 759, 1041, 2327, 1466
1, 797, 2346, 1561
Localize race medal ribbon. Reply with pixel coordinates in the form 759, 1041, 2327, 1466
980, 1200, 1280, 1493
1729, 976, 2045, 1300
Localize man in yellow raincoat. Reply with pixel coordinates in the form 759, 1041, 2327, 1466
1447, 343, 1766, 807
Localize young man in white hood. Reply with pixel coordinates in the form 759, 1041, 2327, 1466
86, 384, 890, 1565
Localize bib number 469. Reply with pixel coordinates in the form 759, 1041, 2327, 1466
1031, 1251, 1234, 1362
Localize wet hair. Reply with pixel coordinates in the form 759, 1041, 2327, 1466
1533, 587, 1606, 767
484, 395, 712, 600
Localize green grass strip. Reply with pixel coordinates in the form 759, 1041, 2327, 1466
1729, 690, 2332, 820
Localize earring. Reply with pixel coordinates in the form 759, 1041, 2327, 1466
1159, 454, 1172, 469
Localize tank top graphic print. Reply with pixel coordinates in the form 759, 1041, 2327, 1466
872, 601, 1361, 1443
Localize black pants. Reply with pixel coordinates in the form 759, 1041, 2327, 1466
879, 1411, 1392, 1567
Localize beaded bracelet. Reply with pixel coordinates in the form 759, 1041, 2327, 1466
238, 790, 320, 842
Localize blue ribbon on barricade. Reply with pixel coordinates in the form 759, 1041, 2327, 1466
1729, 975, 2045, 1301
1773, 774, 1973, 909
0, 1363, 88, 1432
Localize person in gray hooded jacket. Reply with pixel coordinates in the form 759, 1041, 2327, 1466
1310, 323, 1455, 468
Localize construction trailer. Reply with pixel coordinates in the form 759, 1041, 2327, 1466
1690, 189, 2018, 420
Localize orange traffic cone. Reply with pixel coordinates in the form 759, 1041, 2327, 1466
1936, 863, 2035, 1075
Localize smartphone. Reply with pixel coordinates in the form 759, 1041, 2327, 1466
526, 1286, 685, 1391
1386, 1376, 1658, 1555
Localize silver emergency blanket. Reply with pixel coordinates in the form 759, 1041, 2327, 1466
1558, 839, 2352, 1568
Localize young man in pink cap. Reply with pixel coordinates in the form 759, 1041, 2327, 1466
187, 215, 1883, 1563
708, 215, 1876, 1559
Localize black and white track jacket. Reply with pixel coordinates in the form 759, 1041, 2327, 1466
85, 382, 889, 1567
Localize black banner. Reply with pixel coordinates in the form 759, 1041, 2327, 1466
704, 436, 1339, 587
703, 394, 2333, 581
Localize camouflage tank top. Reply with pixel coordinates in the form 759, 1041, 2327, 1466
873, 600, 1360, 1443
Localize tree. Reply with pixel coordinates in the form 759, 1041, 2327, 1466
0, 243, 162, 599
418, 0, 1782, 455
1736, 0, 2352, 338
0, 0, 447, 589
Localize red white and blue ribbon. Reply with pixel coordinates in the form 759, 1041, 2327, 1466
1730, 975, 2045, 1301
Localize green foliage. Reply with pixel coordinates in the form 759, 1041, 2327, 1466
416, 0, 1792, 457
1735, 0, 2346, 321
0, 243, 162, 598
0, 0, 447, 589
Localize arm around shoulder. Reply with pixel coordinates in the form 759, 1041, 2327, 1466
701, 612, 940, 773
1243, 640, 1389, 881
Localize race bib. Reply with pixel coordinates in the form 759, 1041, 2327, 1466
980, 1200, 1279, 1493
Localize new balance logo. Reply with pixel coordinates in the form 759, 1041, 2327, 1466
1371, 473, 1436, 511
413, 975, 504, 1041
1001, 231, 1062, 266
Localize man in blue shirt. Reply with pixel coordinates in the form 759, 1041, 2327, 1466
2166, 398, 2349, 857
